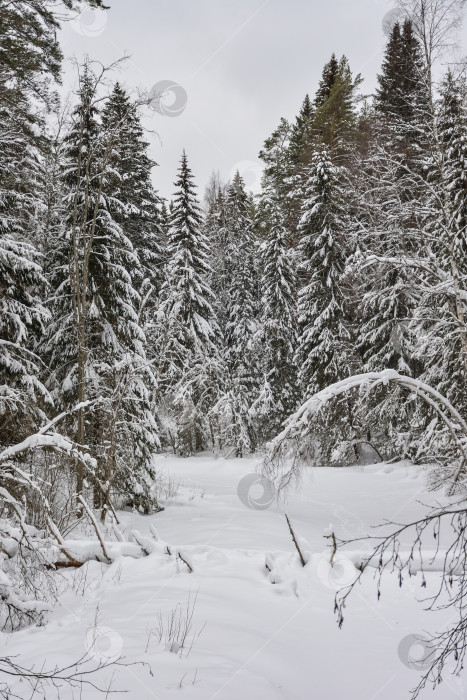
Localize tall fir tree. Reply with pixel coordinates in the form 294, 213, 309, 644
224, 173, 258, 376
295, 148, 352, 397
258, 118, 300, 245
0, 236, 50, 447
314, 54, 340, 109
44, 64, 159, 512
289, 94, 315, 167
355, 19, 430, 389
203, 171, 229, 335
415, 70, 467, 418
0, 0, 109, 453
158, 151, 219, 455
101, 83, 165, 302
217, 172, 260, 455
0, 1, 57, 448
256, 192, 298, 438
375, 19, 430, 162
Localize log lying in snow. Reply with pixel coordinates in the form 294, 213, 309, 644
49, 528, 194, 571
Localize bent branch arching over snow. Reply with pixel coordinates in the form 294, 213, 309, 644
265, 370, 467, 494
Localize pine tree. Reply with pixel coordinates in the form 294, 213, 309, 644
312, 55, 362, 156
158, 151, 219, 455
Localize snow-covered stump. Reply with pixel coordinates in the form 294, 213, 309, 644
263, 370, 467, 495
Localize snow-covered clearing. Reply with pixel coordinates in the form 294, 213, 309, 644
3, 455, 466, 699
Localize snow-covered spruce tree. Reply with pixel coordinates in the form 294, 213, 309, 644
0, 2, 58, 447
254, 191, 298, 440
203, 171, 229, 335
0, 0, 107, 109
288, 94, 314, 168
44, 63, 159, 514
284, 96, 316, 230
0, 227, 51, 447
208, 172, 261, 457
101, 83, 165, 304
295, 148, 352, 394
0, 0, 62, 106
259, 118, 293, 190
351, 147, 422, 459
224, 173, 259, 375
350, 63, 467, 468
314, 53, 340, 109
294, 148, 356, 462
375, 19, 430, 180
353, 99, 423, 377
376, 20, 428, 132
413, 70, 467, 428
158, 151, 219, 456
438, 71, 467, 281
347, 21, 433, 460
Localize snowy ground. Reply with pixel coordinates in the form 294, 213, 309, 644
3, 454, 466, 699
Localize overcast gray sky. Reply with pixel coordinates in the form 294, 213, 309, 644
59, 0, 467, 201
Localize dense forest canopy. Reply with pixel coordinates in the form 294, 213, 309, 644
1, 0, 467, 508
1, 0, 467, 513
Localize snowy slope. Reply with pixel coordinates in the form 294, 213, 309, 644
2, 455, 465, 699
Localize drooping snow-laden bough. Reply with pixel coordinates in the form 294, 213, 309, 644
0, 403, 176, 630
263, 369, 467, 698
263, 369, 467, 494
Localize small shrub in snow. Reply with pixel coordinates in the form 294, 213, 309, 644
145, 591, 205, 658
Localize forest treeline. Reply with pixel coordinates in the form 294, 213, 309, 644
2, 0, 467, 521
